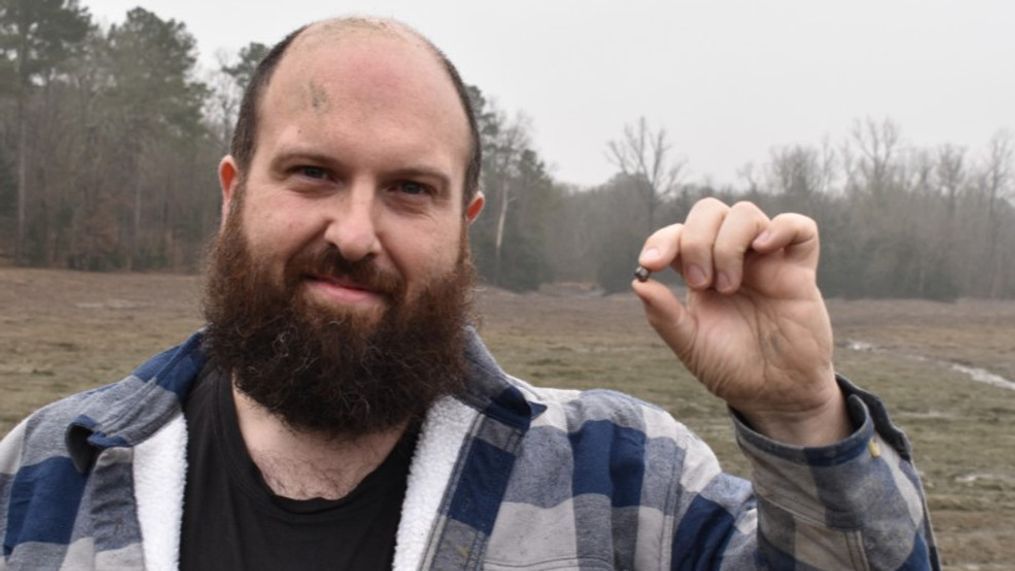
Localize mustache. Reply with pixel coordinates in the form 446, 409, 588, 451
286, 246, 405, 298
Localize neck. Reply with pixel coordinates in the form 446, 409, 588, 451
232, 381, 409, 500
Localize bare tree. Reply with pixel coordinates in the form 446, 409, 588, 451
736, 162, 761, 195
607, 117, 686, 230
817, 136, 838, 195
204, 50, 243, 150
482, 110, 532, 284
937, 144, 967, 215
981, 130, 1013, 297
768, 145, 825, 198
908, 149, 936, 196
848, 117, 902, 197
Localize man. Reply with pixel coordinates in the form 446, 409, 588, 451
0, 17, 937, 570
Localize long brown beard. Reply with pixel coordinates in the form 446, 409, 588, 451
202, 190, 475, 438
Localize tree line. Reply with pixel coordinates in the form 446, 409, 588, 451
2, 1, 1013, 299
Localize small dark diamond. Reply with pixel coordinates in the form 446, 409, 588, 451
634, 266, 651, 282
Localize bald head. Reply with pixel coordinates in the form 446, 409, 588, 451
294, 17, 428, 51
229, 17, 482, 205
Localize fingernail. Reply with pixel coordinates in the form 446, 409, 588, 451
716, 272, 731, 292
686, 264, 707, 287
755, 230, 772, 245
641, 247, 660, 262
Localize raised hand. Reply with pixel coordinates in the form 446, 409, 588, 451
631, 198, 850, 446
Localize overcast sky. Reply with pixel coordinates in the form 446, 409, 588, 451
82, 0, 1015, 188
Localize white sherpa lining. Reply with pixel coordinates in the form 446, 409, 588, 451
133, 413, 187, 571
392, 397, 479, 571
128, 399, 475, 571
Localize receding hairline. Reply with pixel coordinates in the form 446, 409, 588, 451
262, 16, 472, 156
274, 17, 454, 91
267, 17, 473, 172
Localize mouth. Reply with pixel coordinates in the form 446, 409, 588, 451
303, 273, 385, 306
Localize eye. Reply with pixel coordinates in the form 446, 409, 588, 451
296, 165, 329, 180
394, 180, 432, 196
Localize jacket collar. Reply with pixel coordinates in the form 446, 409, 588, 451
456, 327, 545, 430
66, 331, 207, 472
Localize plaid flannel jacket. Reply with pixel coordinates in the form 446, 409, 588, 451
1, 330, 938, 570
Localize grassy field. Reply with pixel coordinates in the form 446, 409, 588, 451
1, 268, 1012, 569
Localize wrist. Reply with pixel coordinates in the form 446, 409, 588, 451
738, 389, 852, 447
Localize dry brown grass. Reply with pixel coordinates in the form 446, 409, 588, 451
1, 268, 1012, 569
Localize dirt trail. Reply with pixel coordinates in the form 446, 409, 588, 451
844, 339, 1015, 391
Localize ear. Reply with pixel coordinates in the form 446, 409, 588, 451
218, 155, 241, 232
465, 191, 485, 224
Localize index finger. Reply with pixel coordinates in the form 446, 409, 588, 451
638, 223, 683, 272
751, 213, 820, 266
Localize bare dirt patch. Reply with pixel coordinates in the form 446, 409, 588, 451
2, 269, 1012, 569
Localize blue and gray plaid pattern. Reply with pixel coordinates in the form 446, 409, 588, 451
1, 330, 938, 569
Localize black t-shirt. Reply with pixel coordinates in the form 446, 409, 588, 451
179, 364, 416, 570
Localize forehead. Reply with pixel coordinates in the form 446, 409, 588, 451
256, 28, 471, 176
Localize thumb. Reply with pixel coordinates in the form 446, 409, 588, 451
631, 279, 697, 360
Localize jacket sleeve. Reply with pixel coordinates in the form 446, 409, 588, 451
0, 418, 29, 564
0, 401, 97, 569
670, 377, 939, 570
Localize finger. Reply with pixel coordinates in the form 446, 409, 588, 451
638, 223, 683, 272
712, 201, 770, 293
680, 198, 730, 289
631, 278, 696, 359
752, 213, 820, 266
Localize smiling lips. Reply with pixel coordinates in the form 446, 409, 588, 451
304, 273, 384, 305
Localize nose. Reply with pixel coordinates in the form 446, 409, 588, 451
322, 183, 380, 263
